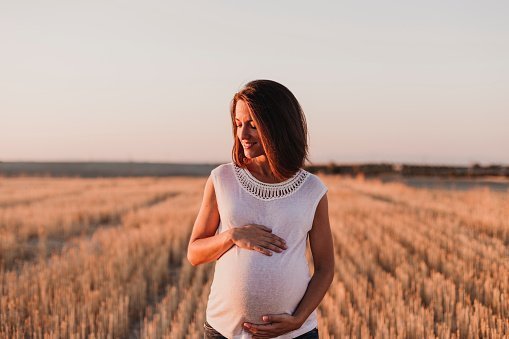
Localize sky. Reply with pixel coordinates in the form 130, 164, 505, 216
1, 0, 508, 165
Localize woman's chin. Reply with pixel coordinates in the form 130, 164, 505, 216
244, 153, 263, 159
243, 147, 265, 158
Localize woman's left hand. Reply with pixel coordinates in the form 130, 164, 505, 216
243, 313, 301, 338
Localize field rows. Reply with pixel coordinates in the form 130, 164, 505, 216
0, 176, 507, 338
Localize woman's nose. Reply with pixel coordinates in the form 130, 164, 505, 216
240, 126, 250, 140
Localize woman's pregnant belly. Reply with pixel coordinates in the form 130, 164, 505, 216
209, 242, 311, 325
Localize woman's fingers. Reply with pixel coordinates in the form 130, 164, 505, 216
253, 245, 272, 256
243, 224, 288, 255
253, 224, 272, 232
273, 237, 288, 249
252, 224, 287, 246
259, 241, 283, 253
257, 240, 290, 255
261, 235, 287, 250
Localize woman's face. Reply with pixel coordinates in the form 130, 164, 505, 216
235, 100, 265, 159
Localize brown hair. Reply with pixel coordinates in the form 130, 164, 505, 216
230, 79, 309, 181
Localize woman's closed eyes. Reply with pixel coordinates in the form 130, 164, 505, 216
236, 122, 256, 129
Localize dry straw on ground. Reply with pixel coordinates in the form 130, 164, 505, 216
0, 175, 507, 338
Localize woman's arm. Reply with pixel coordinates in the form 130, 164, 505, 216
291, 192, 335, 325
187, 175, 234, 266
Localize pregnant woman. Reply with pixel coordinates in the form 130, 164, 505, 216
187, 79, 334, 339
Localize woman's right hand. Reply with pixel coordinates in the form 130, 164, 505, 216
230, 224, 288, 256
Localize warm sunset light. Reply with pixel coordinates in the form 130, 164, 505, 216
1, 2, 508, 339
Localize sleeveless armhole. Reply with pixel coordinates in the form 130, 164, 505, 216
210, 167, 219, 200
309, 176, 328, 230
209, 166, 222, 235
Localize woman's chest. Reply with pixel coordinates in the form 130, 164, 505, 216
217, 185, 313, 240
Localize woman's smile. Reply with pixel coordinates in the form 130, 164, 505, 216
235, 99, 264, 158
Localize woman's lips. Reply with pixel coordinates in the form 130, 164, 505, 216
243, 142, 256, 149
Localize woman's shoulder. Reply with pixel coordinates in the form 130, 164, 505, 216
211, 161, 233, 171
210, 162, 234, 179
302, 169, 328, 192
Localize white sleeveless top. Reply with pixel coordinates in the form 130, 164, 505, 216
205, 162, 328, 339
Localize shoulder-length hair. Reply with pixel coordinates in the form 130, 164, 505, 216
230, 79, 309, 181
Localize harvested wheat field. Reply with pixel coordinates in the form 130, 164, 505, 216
1, 175, 508, 339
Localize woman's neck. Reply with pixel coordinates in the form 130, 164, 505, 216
247, 156, 273, 178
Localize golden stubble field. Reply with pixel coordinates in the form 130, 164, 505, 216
0, 175, 508, 338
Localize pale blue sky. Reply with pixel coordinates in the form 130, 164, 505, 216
1, 0, 508, 165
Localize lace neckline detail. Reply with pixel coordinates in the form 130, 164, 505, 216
233, 163, 310, 201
